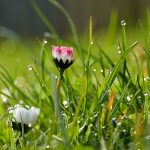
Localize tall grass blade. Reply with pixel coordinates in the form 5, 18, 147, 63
98, 41, 138, 103
105, 9, 118, 46
31, 0, 59, 39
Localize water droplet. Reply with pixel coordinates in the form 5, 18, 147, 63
130, 74, 133, 77
90, 117, 93, 120
130, 94, 133, 98
127, 96, 131, 101
62, 113, 66, 116
118, 50, 121, 54
145, 135, 150, 140
108, 69, 112, 74
100, 69, 104, 73
144, 92, 148, 97
44, 40, 47, 44
90, 41, 94, 45
28, 123, 32, 127
90, 124, 93, 127
121, 20, 126, 26
28, 65, 33, 71
94, 114, 98, 117
77, 120, 80, 124
84, 68, 87, 71
95, 133, 98, 136
117, 46, 121, 54
46, 145, 50, 149
102, 126, 105, 129
144, 76, 149, 81
63, 100, 68, 108
133, 131, 136, 135
93, 68, 96, 72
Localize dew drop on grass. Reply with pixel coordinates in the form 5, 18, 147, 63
102, 126, 105, 129
127, 96, 131, 101
121, 20, 126, 26
94, 114, 98, 117
46, 145, 50, 149
44, 40, 47, 44
144, 92, 148, 97
1, 97, 7, 103
63, 100, 68, 108
130, 94, 133, 98
55, 76, 58, 80
90, 41, 94, 45
108, 69, 112, 74
28, 65, 33, 71
8, 107, 13, 113
117, 46, 121, 54
145, 135, 150, 140
28, 123, 32, 127
90, 124, 93, 127
130, 74, 133, 77
90, 117, 93, 120
62, 113, 66, 116
77, 120, 80, 124
100, 69, 104, 73
93, 68, 96, 72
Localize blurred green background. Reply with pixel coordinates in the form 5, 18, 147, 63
0, 0, 150, 74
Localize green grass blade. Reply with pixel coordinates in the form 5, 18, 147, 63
31, 0, 59, 39
105, 9, 118, 46
98, 41, 138, 103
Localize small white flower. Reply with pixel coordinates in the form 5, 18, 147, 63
11, 104, 40, 126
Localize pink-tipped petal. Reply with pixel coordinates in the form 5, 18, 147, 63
51, 45, 74, 69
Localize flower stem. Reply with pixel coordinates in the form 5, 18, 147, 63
52, 69, 71, 149
56, 69, 64, 97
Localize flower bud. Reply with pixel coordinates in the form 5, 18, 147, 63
52, 45, 74, 70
